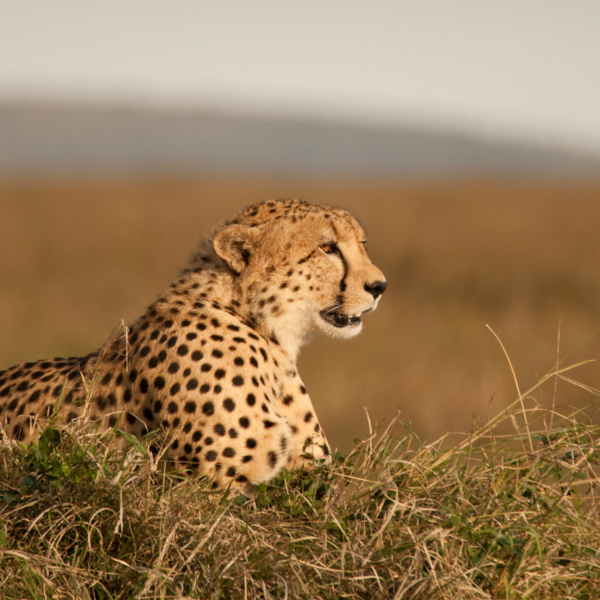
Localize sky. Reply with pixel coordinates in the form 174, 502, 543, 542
1, 1, 600, 156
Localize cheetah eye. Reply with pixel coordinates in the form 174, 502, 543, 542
320, 243, 338, 255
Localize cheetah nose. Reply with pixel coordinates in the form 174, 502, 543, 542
364, 280, 388, 299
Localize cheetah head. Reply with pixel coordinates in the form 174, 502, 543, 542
211, 199, 387, 352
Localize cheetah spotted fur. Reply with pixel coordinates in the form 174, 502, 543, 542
0, 199, 387, 493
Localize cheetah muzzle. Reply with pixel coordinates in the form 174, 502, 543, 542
0, 199, 387, 495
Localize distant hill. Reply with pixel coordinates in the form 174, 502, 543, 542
1, 103, 599, 178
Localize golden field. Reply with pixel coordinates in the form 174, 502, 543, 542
1, 175, 600, 452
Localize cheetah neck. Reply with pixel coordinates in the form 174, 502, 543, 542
161, 267, 305, 364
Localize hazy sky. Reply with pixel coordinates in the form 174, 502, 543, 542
1, 1, 600, 155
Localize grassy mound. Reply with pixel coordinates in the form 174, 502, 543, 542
2, 364, 600, 599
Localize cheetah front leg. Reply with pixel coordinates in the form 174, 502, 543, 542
277, 377, 332, 471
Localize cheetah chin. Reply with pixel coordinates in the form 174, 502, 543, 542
0, 199, 387, 495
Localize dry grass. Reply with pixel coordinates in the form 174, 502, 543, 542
1, 175, 600, 452
2, 354, 600, 599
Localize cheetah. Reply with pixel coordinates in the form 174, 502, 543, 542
0, 199, 387, 492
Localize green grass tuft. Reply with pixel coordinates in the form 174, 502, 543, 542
2, 369, 600, 599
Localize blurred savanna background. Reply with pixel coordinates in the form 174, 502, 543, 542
1, 2, 600, 453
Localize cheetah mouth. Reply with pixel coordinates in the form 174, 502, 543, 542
319, 310, 362, 328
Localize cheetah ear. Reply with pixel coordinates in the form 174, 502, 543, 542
213, 224, 257, 273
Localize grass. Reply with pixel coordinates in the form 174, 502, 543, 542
2, 355, 600, 599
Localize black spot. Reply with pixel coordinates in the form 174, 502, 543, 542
235, 474, 248, 483
260, 348, 268, 362
211, 318, 220, 328
184, 443, 192, 454
300, 385, 307, 394
52, 385, 62, 398
171, 439, 179, 450
246, 393, 256, 406
121, 390, 131, 403
264, 420, 276, 428
8, 398, 19, 411
233, 337, 246, 344
191, 350, 203, 361
164, 319, 173, 328
212, 349, 223, 358
239, 417, 250, 428
242, 455, 253, 463
143, 408, 154, 421
177, 345, 189, 356
304, 412, 313, 423
205, 450, 217, 462
251, 377, 259, 387
140, 378, 149, 393
214, 423, 225, 436
227, 324, 240, 331
214, 385, 222, 394
27, 390, 41, 404
205, 436, 213, 445
108, 415, 117, 427
283, 395, 293, 406
183, 368, 191, 377
246, 438, 257, 449
148, 357, 158, 368
250, 357, 259, 368
192, 430, 202, 442
186, 332, 197, 341
323, 444, 330, 456
202, 401, 214, 415
101, 373, 112, 385
223, 398, 235, 412
154, 376, 165, 390
13, 424, 24, 441
232, 376, 244, 387
126, 412, 136, 424
150, 331, 159, 340
210, 334, 224, 342
16, 380, 29, 392
186, 378, 198, 391
116, 373, 124, 386
226, 466, 236, 477
223, 447, 235, 458
167, 336, 177, 348
96, 396, 106, 410
173, 418, 181, 427
261, 404, 269, 413
215, 369, 226, 380
170, 383, 180, 396
154, 400, 163, 413
128, 369, 138, 383
268, 451, 277, 468
199, 384, 210, 394
158, 350, 167, 362
201, 363, 212, 372
228, 428, 238, 438
165, 401, 177, 414
248, 333, 259, 341
185, 401, 197, 414
196, 323, 207, 331
168, 362, 180, 374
